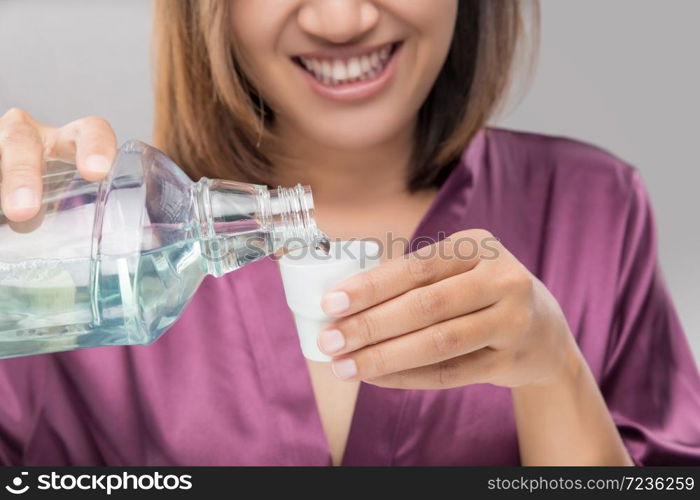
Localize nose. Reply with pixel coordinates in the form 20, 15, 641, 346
297, 0, 380, 44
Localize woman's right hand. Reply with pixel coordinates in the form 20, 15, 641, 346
0, 108, 117, 222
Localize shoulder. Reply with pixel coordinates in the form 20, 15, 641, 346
456, 128, 654, 278
479, 127, 640, 199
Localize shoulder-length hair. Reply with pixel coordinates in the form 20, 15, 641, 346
153, 0, 538, 191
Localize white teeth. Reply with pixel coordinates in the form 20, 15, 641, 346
321, 60, 332, 83
332, 59, 347, 81
360, 55, 372, 73
298, 43, 396, 86
347, 57, 362, 79
311, 59, 321, 77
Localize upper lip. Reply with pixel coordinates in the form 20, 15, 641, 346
292, 41, 399, 61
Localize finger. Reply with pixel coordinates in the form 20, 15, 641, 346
363, 347, 500, 390
0, 110, 45, 221
329, 305, 500, 381
320, 262, 502, 354
52, 116, 117, 182
321, 229, 499, 317
6, 203, 47, 233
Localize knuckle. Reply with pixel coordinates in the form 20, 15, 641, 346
78, 115, 111, 131
497, 267, 533, 295
353, 313, 379, 346
466, 228, 493, 241
361, 271, 381, 302
1, 163, 38, 181
510, 305, 534, 332
429, 323, 462, 357
452, 229, 471, 239
412, 286, 445, 319
367, 346, 389, 376
406, 253, 435, 286
0, 121, 40, 147
451, 235, 479, 258
451, 229, 498, 261
436, 358, 461, 388
509, 346, 528, 366
75, 116, 114, 143
2, 107, 30, 123
511, 269, 534, 296
372, 365, 408, 389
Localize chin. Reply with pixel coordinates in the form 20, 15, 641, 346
300, 115, 409, 152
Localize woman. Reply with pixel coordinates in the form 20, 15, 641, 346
0, 0, 699, 466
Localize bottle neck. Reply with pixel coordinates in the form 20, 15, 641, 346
263, 184, 320, 248
195, 178, 323, 277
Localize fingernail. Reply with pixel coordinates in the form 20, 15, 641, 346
321, 291, 350, 315
331, 358, 357, 380
318, 329, 345, 354
10, 187, 38, 209
84, 154, 111, 174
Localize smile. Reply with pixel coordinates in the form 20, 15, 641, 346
292, 41, 403, 102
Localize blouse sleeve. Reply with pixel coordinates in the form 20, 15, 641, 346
601, 169, 700, 465
0, 356, 47, 465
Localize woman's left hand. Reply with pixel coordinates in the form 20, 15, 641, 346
318, 229, 579, 389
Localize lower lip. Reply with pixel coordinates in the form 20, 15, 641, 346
297, 45, 402, 103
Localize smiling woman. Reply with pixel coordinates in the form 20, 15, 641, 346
152, 0, 525, 190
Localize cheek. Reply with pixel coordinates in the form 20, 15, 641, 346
384, 0, 458, 71
381, 0, 458, 36
399, 1, 458, 104
229, 0, 291, 90
405, 0, 458, 63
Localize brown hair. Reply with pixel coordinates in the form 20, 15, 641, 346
153, 0, 538, 191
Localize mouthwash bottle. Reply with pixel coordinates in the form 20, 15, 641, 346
0, 140, 326, 359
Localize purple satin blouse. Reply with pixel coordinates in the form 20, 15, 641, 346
2, 128, 699, 465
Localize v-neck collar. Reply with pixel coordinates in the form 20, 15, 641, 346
236, 130, 487, 465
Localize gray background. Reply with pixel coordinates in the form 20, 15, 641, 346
1, 0, 698, 361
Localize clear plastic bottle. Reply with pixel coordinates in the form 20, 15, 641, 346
0, 140, 326, 359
